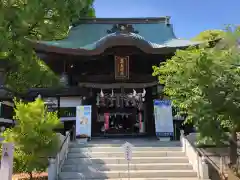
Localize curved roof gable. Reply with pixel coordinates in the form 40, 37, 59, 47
33, 17, 201, 55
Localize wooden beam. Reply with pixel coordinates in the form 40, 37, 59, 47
73, 73, 156, 83
78, 82, 158, 89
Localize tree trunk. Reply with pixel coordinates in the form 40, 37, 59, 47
229, 129, 238, 166
28, 172, 33, 180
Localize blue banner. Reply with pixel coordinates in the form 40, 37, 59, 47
154, 100, 174, 138
76, 106, 92, 137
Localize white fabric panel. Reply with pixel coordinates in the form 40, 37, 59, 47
59, 97, 82, 107
44, 97, 82, 107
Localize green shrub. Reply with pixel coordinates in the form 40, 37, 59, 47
1, 98, 62, 179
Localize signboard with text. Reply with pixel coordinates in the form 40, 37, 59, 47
76, 106, 92, 138
122, 142, 133, 161
114, 56, 129, 80
154, 100, 174, 138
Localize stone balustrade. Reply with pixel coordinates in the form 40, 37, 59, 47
180, 130, 209, 179
48, 131, 71, 180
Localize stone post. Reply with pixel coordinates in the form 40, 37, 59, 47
200, 156, 209, 179
48, 158, 57, 180
180, 130, 186, 152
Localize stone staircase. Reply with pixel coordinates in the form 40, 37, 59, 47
59, 139, 203, 180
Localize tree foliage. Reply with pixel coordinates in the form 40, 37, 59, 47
2, 98, 62, 178
0, 0, 95, 92
153, 28, 240, 147
192, 29, 226, 41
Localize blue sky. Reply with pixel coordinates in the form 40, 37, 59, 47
94, 0, 240, 39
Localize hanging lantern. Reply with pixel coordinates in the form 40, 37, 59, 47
60, 73, 68, 86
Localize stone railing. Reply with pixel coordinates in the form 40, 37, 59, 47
48, 131, 71, 180
180, 130, 209, 179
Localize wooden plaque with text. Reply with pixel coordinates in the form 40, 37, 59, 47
114, 56, 129, 80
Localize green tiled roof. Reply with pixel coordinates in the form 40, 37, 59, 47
34, 18, 201, 54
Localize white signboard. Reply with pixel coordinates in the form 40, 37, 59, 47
154, 100, 174, 139
1, 143, 14, 180
76, 106, 92, 138
122, 142, 133, 161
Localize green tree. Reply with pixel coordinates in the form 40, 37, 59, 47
192, 29, 226, 41
2, 98, 62, 179
153, 27, 240, 165
0, 0, 95, 92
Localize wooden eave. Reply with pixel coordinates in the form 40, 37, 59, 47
33, 41, 186, 56
72, 17, 171, 26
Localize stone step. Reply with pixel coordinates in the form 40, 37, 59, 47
59, 170, 197, 179
62, 163, 193, 172
60, 178, 207, 180
67, 151, 185, 158
64, 157, 189, 165
69, 147, 182, 153
70, 142, 181, 148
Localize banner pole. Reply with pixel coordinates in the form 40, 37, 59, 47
128, 161, 130, 180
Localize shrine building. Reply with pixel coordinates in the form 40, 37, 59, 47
0, 17, 200, 137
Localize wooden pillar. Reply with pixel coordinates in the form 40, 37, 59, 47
91, 92, 97, 137
146, 87, 154, 136
57, 96, 60, 118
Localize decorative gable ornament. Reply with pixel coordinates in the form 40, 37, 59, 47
107, 24, 139, 34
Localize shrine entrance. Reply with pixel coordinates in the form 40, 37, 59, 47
94, 87, 147, 136
29, 17, 201, 138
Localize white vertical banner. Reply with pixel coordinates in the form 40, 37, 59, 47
122, 142, 133, 161
1, 143, 14, 180
76, 105, 92, 138
154, 100, 174, 139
